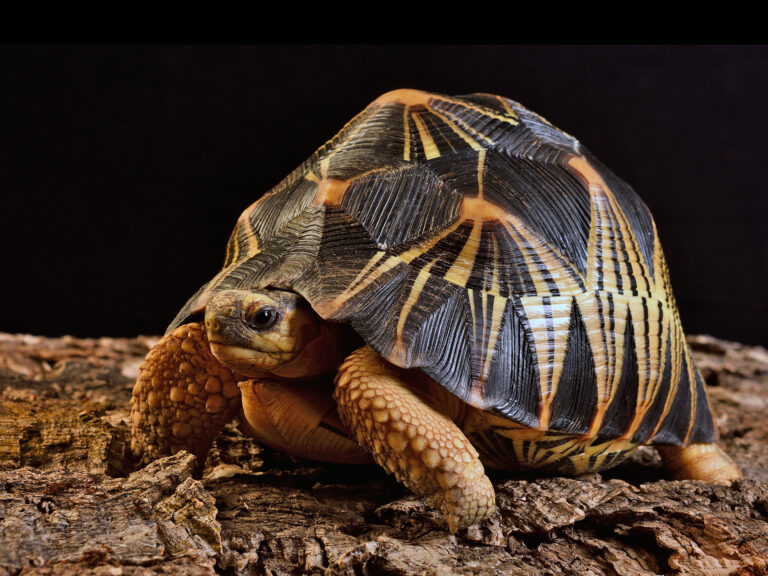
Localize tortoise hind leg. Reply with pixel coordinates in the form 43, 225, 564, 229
334, 346, 495, 533
130, 322, 242, 468
657, 443, 742, 485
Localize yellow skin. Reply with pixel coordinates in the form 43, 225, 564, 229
130, 288, 741, 533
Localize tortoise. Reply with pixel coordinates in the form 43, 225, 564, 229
130, 89, 741, 532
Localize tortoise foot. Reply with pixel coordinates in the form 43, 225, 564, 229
130, 322, 241, 468
334, 347, 495, 533
657, 442, 742, 485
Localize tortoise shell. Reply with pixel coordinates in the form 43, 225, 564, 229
170, 89, 715, 447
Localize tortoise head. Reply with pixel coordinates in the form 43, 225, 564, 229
204, 289, 341, 379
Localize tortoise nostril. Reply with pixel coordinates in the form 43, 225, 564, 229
206, 318, 221, 334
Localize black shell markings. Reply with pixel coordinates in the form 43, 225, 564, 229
169, 90, 716, 446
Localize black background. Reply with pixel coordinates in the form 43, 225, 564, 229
1, 46, 766, 345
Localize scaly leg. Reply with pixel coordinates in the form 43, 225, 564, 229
657, 442, 742, 485
130, 322, 242, 468
334, 346, 495, 532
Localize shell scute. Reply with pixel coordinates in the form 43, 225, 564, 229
341, 165, 461, 250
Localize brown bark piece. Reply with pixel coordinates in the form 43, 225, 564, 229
0, 451, 217, 574
1, 332, 767, 575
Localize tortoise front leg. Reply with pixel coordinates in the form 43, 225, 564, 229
334, 346, 495, 533
130, 322, 242, 468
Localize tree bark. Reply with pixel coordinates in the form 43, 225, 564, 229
1, 332, 767, 575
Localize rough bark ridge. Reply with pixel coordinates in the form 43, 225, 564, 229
1, 332, 767, 575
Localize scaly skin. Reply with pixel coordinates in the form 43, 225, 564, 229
334, 346, 495, 533
130, 322, 242, 468
657, 443, 742, 484
238, 377, 371, 464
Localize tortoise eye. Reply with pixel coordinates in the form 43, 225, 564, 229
243, 306, 280, 332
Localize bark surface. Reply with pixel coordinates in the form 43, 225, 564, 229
1, 332, 767, 575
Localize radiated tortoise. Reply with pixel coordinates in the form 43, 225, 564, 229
130, 89, 741, 532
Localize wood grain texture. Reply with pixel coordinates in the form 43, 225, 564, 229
0, 331, 766, 574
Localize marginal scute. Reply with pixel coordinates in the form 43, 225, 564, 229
400, 284, 471, 397
548, 301, 598, 434
652, 350, 693, 446
631, 324, 674, 444
689, 358, 716, 443
596, 305, 639, 440
486, 299, 540, 428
